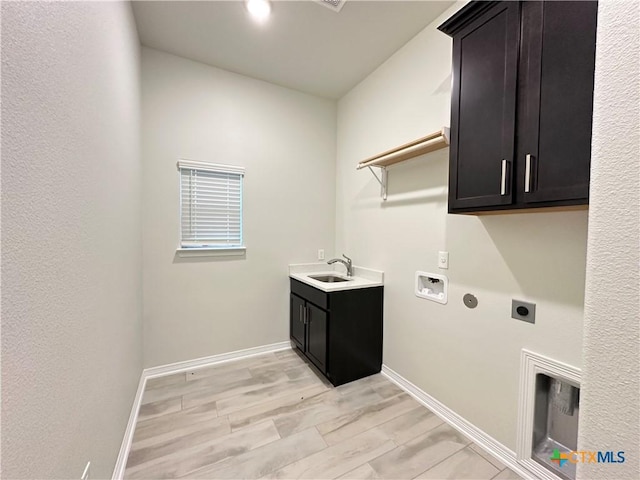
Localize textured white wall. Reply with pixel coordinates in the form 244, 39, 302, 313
577, 1, 640, 478
336, 2, 588, 450
1, 3, 142, 478
141, 48, 336, 368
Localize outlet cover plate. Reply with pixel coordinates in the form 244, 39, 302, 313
512, 299, 536, 324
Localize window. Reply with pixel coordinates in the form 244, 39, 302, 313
177, 160, 245, 255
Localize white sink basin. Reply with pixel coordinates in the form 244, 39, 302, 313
308, 274, 352, 283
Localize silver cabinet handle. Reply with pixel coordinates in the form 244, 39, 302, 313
500, 159, 508, 196
525, 154, 532, 193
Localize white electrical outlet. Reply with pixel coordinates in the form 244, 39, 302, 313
318, 249, 325, 260
438, 251, 449, 269
80, 462, 91, 480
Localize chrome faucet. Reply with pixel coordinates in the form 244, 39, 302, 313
328, 254, 353, 277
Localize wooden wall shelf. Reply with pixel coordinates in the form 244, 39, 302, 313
357, 127, 450, 200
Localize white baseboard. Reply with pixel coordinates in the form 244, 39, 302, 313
111, 372, 147, 480
111, 341, 292, 480
143, 341, 291, 379
381, 364, 536, 480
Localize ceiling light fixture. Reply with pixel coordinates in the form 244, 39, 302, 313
246, 0, 271, 22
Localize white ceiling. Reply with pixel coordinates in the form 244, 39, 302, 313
132, 1, 454, 99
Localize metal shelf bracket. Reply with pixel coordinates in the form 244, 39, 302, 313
367, 166, 388, 201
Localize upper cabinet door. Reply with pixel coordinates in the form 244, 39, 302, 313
518, 1, 597, 205
447, 2, 520, 211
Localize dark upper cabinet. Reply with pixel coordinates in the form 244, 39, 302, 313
439, 1, 598, 214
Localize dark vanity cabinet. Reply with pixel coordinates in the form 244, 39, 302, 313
438, 1, 598, 214
290, 278, 383, 387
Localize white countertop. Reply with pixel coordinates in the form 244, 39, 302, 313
289, 263, 384, 292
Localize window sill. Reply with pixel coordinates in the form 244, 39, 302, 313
176, 246, 246, 258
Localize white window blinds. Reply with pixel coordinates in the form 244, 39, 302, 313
177, 160, 244, 249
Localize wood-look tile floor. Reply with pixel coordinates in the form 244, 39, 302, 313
125, 349, 522, 479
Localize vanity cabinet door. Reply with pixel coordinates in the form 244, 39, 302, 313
306, 303, 327, 374
289, 294, 306, 351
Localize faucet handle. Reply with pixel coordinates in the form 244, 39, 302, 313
342, 254, 352, 264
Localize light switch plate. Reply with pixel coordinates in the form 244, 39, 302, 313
438, 251, 449, 269
318, 249, 325, 260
